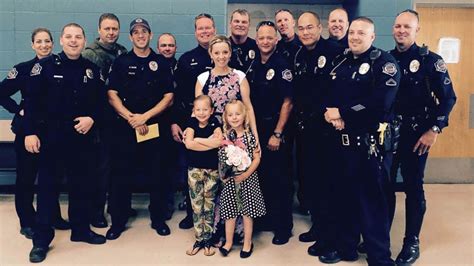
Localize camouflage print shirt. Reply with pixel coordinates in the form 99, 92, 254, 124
82, 38, 127, 80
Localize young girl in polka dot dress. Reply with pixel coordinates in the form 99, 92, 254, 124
218, 100, 266, 258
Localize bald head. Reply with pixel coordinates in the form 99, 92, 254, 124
328, 8, 349, 40
348, 18, 375, 55
393, 10, 420, 52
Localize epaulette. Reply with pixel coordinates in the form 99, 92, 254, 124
419, 44, 429, 57
52, 54, 62, 66
369, 49, 381, 61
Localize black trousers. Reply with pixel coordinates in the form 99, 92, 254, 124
90, 129, 109, 216
255, 118, 293, 236
388, 124, 428, 238
14, 133, 62, 229
33, 129, 97, 248
108, 125, 168, 227
326, 133, 394, 266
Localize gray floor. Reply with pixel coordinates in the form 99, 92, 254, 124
0, 184, 473, 265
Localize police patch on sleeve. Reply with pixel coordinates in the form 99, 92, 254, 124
30, 63, 42, 76
385, 78, 397, 87
86, 69, 94, 79
281, 69, 293, 82
434, 59, 447, 73
7, 68, 18, 79
382, 62, 397, 76
266, 69, 275, 80
149, 61, 158, 71
317, 56, 326, 68
359, 63, 370, 75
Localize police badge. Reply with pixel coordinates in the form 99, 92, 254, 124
359, 63, 370, 75
266, 68, 275, 80
409, 59, 420, 73
86, 69, 94, 79
7, 68, 18, 79
149, 61, 158, 71
248, 50, 255, 60
317, 56, 326, 68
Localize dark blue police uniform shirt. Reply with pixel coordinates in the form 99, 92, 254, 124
0, 57, 40, 134
248, 52, 293, 119
108, 49, 174, 125
275, 36, 302, 67
326, 46, 400, 133
293, 38, 344, 118
185, 115, 221, 170
390, 43, 456, 130
229, 37, 258, 74
24, 52, 104, 136
327, 34, 349, 49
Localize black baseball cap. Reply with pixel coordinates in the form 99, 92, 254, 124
129, 18, 151, 34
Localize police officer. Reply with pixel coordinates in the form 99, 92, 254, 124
105, 18, 174, 240
228, 9, 258, 74
292, 11, 344, 253
389, 10, 456, 265
157, 33, 177, 70
82, 12, 130, 229
320, 17, 399, 265
172, 13, 215, 229
247, 21, 294, 245
24, 23, 106, 263
275, 9, 302, 66
327, 8, 350, 48
0, 28, 70, 240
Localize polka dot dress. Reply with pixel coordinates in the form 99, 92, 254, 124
219, 132, 266, 219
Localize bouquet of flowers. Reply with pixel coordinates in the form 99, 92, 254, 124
218, 129, 251, 180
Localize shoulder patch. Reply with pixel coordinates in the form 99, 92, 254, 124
30, 63, 42, 76
281, 69, 293, 82
7, 68, 18, 79
434, 59, 447, 73
382, 62, 397, 76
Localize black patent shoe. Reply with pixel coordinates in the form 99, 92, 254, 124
152, 222, 170, 236
396, 237, 420, 265
299, 230, 317, 242
71, 230, 106, 244
240, 243, 253, 258
219, 245, 232, 257
106, 226, 125, 240
91, 213, 108, 228
272, 234, 290, 245
20, 227, 35, 239
319, 251, 359, 264
178, 215, 193, 229
307, 242, 326, 256
29, 246, 49, 263
54, 217, 71, 230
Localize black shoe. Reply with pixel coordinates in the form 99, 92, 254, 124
20, 227, 35, 239
272, 233, 290, 245
106, 226, 125, 240
29, 246, 49, 263
91, 213, 108, 228
357, 242, 367, 254
299, 230, 317, 242
152, 222, 170, 236
178, 215, 193, 229
128, 208, 138, 218
319, 251, 359, 264
54, 217, 71, 230
240, 243, 253, 258
71, 230, 106, 245
396, 237, 420, 265
307, 242, 326, 256
219, 246, 231, 257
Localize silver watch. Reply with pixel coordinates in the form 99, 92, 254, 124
431, 125, 441, 134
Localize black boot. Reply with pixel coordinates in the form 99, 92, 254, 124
396, 236, 420, 265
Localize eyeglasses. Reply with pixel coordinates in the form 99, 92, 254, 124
256, 21, 275, 31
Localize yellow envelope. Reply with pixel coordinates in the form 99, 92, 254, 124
136, 123, 160, 143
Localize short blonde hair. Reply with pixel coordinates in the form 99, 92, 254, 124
222, 100, 250, 135
208, 35, 232, 54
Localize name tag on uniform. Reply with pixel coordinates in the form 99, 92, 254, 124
53, 75, 63, 78
190, 62, 198, 66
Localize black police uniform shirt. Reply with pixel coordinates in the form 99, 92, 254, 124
108, 49, 174, 125
185, 115, 221, 170
0, 57, 41, 134
23, 52, 104, 137
326, 46, 400, 133
174, 45, 213, 123
275, 36, 302, 67
293, 38, 344, 119
327, 34, 349, 49
229, 37, 258, 74
248, 52, 293, 120
390, 43, 456, 130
